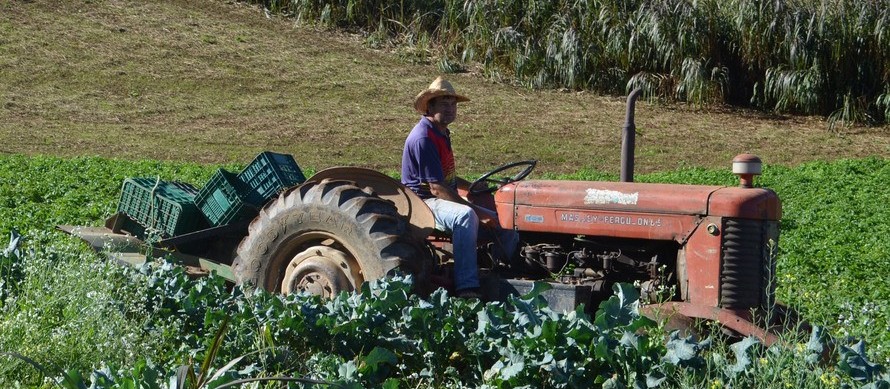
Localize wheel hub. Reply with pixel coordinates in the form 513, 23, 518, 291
281, 245, 356, 298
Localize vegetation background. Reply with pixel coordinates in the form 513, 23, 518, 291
251, 0, 890, 126
0, 0, 889, 387
1, 155, 888, 387
1, 0, 888, 176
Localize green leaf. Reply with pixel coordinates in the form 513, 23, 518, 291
619, 330, 640, 350
338, 360, 358, 381
484, 360, 505, 381
838, 340, 884, 382
383, 378, 401, 389
804, 325, 827, 364
603, 375, 627, 389
58, 369, 88, 389
501, 360, 525, 380
171, 365, 190, 389
197, 316, 230, 386
861, 381, 890, 389
645, 371, 667, 387
522, 281, 552, 300
727, 336, 761, 375
595, 283, 641, 329
3, 229, 21, 256
360, 346, 398, 375
663, 331, 697, 364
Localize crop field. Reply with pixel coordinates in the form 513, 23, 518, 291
1, 0, 889, 387
1, 155, 889, 387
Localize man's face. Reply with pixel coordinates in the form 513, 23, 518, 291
427, 96, 458, 126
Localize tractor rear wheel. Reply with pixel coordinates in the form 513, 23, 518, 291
232, 179, 425, 296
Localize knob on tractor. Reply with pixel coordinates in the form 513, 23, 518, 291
732, 153, 762, 188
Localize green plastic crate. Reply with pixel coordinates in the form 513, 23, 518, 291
238, 151, 306, 204
117, 178, 204, 239
117, 215, 146, 238
195, 169, 260, 227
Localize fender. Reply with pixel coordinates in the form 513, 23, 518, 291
306, 167, 435, 242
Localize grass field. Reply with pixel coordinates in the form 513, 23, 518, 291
1, 0, 888, 177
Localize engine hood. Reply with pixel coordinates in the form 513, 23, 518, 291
497, 180, 780, 220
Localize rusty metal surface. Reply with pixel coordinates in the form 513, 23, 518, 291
681, 216, 723, 306
57, 225, 144, 253
57, 225, 236, 282
511, 205, 704, 241
500, 180, 781, 220
641, 302, 805, 347
708, 187, 782, 220
502, 180, 722, 215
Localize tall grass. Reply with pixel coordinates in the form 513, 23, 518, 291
246, 0, 890, 126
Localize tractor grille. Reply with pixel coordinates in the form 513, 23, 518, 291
720, 219, 778, 309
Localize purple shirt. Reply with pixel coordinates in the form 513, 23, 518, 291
401, 117, 456, 199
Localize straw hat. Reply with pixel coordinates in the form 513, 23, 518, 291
413, 76, 470, 114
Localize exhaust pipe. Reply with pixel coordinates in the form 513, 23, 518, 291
620, 88, 643, 182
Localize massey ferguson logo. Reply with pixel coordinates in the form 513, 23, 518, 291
584, 188, 639, 205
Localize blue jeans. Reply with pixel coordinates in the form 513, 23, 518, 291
424, 198, 519, 291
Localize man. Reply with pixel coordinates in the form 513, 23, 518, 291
401, 76, 519, 298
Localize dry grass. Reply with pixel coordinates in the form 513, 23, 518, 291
0, 0, 888, 176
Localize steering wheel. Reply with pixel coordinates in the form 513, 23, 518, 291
468, 160, 537, 195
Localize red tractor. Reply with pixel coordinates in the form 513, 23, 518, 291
228, 90, 789, 343
63, 91, 793, 344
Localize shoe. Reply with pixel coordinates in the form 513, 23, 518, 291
456, 288, 482, 299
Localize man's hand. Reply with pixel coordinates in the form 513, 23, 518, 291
472, 206, 500, 228
429, 181, 465, 204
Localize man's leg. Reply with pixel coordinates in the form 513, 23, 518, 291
479, 226, 520, 264
496, 228, 520, 262
424, 198, 480, 291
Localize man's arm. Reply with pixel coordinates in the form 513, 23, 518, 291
429, 181, 498, 226
455, 176, 472, 191
429, 181, 467, 204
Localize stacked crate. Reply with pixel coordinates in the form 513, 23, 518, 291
117, 178, 204, 239
238, 152, 307, 205
194, 169, 259, 227
116, 152, 306, 240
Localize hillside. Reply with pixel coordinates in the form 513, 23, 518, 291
1, 0, 888, 175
